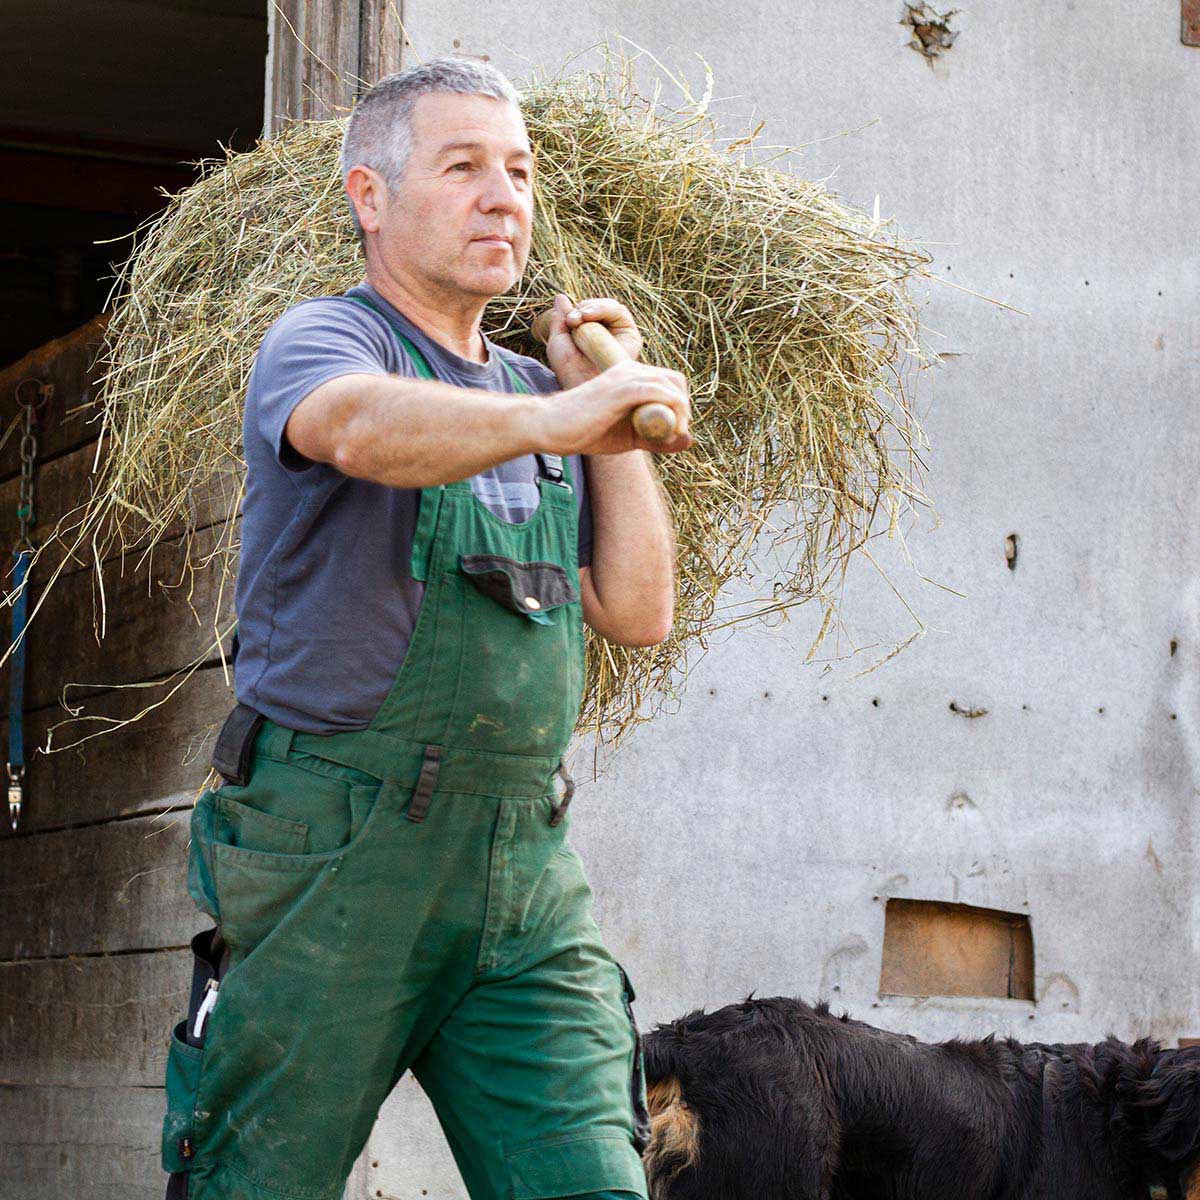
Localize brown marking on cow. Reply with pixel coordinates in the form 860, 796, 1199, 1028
1186, 1163, 1200, 1200
644, 1077, 701, 1194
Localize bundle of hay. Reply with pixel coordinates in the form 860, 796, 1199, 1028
21, 49, 937, 752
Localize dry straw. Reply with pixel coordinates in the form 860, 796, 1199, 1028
16, 47, 941, 755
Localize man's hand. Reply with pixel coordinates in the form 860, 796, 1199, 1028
536, 293, 692, 456
543, 293, 643, 389
537, 359, 693, 456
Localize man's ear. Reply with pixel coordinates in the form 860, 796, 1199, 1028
345, 165, 386, 237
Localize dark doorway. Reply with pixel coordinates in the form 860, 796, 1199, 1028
2, 0, 268, 368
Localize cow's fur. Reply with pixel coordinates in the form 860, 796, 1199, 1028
642, 996, 1200, 1200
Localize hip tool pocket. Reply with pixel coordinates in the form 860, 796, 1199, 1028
162, 925, 228, 1178
617, 962, 653, 1154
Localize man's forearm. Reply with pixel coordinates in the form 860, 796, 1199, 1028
583, 450, 676, 644
335, 372, 546, 487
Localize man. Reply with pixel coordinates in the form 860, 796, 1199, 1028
160, 56, 691, 1200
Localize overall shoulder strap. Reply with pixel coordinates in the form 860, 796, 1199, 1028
343, 292, 443, 578
342, 292, 436, 380
497, 356, 566, 487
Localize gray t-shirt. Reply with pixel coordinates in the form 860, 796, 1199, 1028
233, 280, 593, 734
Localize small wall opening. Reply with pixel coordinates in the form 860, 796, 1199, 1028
880, 899, 1034, 1001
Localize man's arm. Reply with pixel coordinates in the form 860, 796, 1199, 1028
538, 294, 684, 647
286, 306, 690, 648
578, 452, 676, 646
286, 358, 690, 488
286, 371, 544, 486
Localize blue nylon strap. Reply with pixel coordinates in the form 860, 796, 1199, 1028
8, 548, 31, 783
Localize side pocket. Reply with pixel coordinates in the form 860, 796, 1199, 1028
162, 1018, 203, 1173
187, 791, 221, 921
212, 778, 385, 959
617, 962, 652, 1155
213, 791, 309, 854
162, 924, 228, 1177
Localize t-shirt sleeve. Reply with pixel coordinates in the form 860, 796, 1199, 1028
247, 299, 393, 473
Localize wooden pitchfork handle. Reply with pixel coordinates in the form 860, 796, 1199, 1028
530, 305, 678, 444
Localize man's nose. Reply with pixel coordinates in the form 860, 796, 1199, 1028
477, 165, 524, 212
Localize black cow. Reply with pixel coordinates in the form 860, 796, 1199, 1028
642, 996, 1200, 1200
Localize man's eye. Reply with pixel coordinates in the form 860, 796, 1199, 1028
451, 162, 472, 171
510, 168, 529, 180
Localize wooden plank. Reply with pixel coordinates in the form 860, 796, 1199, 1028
0, 810, 196, 960
0, 514, 237, 835
0, 518, 235, 718
879, 899, 1034, 1001
308, 0, 365, 114
0, 435, 241, 586
0, 950, 190, 1086
358, 0, 404, 87
1184, 0, 1200, 46
266, 0, 407, 135
0, 1083, 166, 1200
267, 0, 361, 132
0, 309, 242, 583
0, 316, 107, 474
10, 662, 233, 834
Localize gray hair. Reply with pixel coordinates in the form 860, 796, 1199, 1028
340, 56, 523, 242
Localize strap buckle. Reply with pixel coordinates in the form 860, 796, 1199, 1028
7, 762, 22, 831
535, 452, 571, 489
406, 744, 442, 823
548, 759, 575, 826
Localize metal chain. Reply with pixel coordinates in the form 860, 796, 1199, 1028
14, 383, 44, 553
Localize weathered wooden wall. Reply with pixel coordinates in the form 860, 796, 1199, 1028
0, 318, 242, 1198
265, 0, 409, 133
1, 5, 410, 1193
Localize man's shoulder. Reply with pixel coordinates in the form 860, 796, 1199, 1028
245, 292, 396, 412
248, 294, 395, 385
262, 293, 385, 342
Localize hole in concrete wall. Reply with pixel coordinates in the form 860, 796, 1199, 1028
901, 3, 960, 60
1005, 533, 1019, 570
880, 898, 1034, 1001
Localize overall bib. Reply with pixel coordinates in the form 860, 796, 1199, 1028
161, 304, 652, 1200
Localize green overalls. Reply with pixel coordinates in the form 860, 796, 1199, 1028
161, 300, 652, 1200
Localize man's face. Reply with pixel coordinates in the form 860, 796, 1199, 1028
373, 91, 534, 300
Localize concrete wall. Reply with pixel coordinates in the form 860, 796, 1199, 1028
361, 2, 1200, 1194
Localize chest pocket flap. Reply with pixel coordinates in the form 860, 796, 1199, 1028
459, 554, 579, 625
